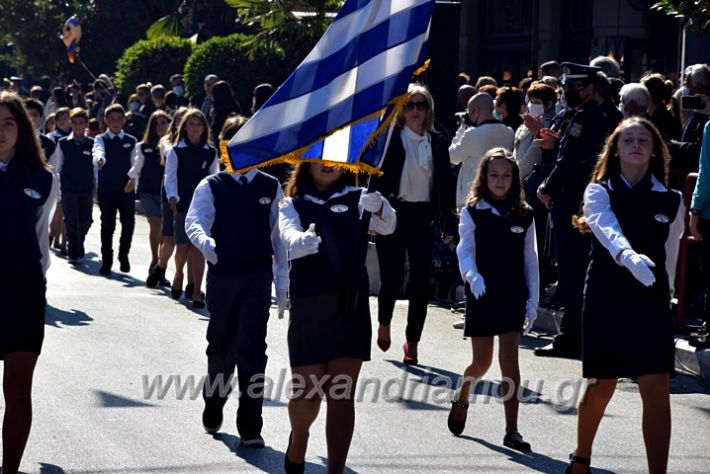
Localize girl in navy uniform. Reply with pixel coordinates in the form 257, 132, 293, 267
0, 91, 58, 474
146, 107, 189, 289
565, 118, 684, 474
185, 163, 287, 447
280, 162, 395, 474
127, 110, 171, 277
50, 108, 95, 264
164, 109, 219, 308
448, 148, 538, 453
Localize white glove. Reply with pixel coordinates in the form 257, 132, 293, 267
465, 270, 486, 299
204, 238, 218, 265
359, 191, 384, 213
276, 289, 289, 320
619, 249, 656, 287
523, 299, 538, 335
297, 223, 321, 256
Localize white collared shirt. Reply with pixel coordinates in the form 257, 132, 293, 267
456, 200, 539, 304
582, 175, 685, 292
92, 130, 138, 185
163, 139, 220, 202
48, 132, 91, 177
397, 126, 433, 202
185, 169, 289, 290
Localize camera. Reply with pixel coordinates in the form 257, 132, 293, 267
680, 95, 705, 111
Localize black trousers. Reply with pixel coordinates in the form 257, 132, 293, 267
551, 210, 591, 352
62, 191, 93, 259
376, 201, 433, 343
204, 271, 272, 439
98, 190, 135, 259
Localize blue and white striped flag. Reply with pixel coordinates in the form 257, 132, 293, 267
223, 0, 435, 175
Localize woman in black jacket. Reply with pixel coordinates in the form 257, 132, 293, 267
373, 83, 456, 365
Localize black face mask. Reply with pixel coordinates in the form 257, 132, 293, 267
563, 89, 582, 108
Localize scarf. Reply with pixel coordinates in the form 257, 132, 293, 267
401, 125, 432, 170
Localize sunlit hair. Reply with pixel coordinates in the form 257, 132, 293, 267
159, 106, 190, 165
395, 83, 435, 132
465, 147, 529, 215
0, 91, 48, 170
285, 162, 356, 198
141, 110, 170, 146
574, 117, 670, 232
176, 108, 211, 147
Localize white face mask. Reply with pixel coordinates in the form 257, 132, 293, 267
528, 103, 545, 117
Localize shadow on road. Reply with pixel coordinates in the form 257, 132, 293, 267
45, 305, 94, 328
38, 463, 66, 473
94, 390, 156, 408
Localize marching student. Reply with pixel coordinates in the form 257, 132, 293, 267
92, 103, 138, 275
185, 158, 288, 448
127, 110, 171, 276
50, 107, 95, 264
24, 99, 56, 162
48, 106, 71, 254
565, 117, 684, 474
164, 109, 219, 307
146, 107, 189, 289
280, 162, 395, 474
0, 91, 58, 474
447, 148, 538, 454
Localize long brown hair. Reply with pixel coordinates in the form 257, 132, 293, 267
141, 110, 170, 146
284, 162, 356, 198
176, 108, 211, 147
465, 147, 530, 215
574, 117, 670, 232
0, 91, 48, 170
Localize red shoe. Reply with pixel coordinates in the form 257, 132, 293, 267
403, 342, 418, 365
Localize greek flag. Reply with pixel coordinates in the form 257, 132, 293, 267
223, 0, 435, 175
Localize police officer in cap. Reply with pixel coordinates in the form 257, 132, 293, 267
535, 63, 609, 358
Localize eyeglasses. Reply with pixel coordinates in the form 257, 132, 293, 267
405, 100, 429, 111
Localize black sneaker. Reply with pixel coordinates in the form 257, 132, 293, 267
241, 436, 265, 449
202, 405, 223, 434
118, 255, 130, 273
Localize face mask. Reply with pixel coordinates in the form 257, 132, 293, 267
173, 85, 184, 97
524, 95, 530, 105
563, 89, 582, 108
619, 102, 629, 118
528, 103, 545, 117
129, 101, 140, 112
493, 111, 502, 121
681, 87, 690, 96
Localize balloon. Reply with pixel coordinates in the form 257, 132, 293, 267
62, 17, 82, 63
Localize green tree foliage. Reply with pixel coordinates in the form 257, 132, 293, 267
183, 33, 288, 108
652, 1, 710, 32
147, 0, 238, 41
115, 37, 193, 94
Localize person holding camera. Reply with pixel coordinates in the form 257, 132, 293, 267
668, 63, 709, 171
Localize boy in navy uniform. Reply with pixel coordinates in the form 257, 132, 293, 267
24, 98, 56, 162
185, 167, 288, 448
92, 104, 138, 275
50, 108, 95, 264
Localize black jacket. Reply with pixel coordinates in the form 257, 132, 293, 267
372, 127, 457, 235
668, 111, 708, 171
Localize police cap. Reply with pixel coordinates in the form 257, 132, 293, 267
560, 63, 602, 85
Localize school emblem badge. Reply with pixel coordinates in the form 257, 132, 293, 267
259, 197, 272, 205
510, 226, 524, 234
23, 188, 41, 199
201, 161, 207, 169
83, 150, 91, 155
330, 204, 348, 213
654, 214, 670, 224
144, 148, 153, 153
123, 143, 132, 148
568, 123, 583, 138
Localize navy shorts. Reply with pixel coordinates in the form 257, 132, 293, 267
139, 193, 162, 219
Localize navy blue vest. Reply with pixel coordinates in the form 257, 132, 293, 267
97, 133, 137, 194
59, 135, 95, 193
0, 160, 53, 285
39, 134, 56, 163
289, 188, 369, 299
207, 171, 279, 276
466, 204, 534, 299
175, 143, 215, 212
137, 143, 163, 196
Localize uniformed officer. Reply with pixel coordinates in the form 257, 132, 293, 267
534, 63, 609, 358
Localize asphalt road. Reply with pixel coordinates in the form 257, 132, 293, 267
4, 206, 709, 473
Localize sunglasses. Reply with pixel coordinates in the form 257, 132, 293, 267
405, 100, 429, 111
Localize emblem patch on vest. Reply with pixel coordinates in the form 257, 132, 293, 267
123, 143, 132, 148
259, 197, 272, 205
568, 123, 583, 138
201, 161, 207, 169
510, 226, 524, 234
83, 150, 91, 155
654, 214, 670, 224
144, 148, 153, 153
330, 204, 348, 213
24, 188, 41, 199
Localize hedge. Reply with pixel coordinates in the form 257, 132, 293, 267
184, 34, 288, 111
115, 37, 193, 94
